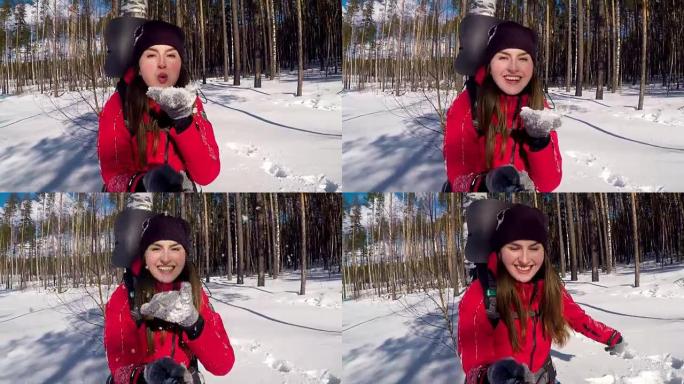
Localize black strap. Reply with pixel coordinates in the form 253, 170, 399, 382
123, 269, 143, 328
465, 77, 480, 135
476, 263, 499, 329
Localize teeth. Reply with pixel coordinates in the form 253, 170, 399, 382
504, 76, 521, 81
157, 266, 175, 272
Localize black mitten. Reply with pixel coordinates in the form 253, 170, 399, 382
485, 165, 522, 193
142, 164, 184, 192
487, 358, 535, 384
485, 165, 536, 192
143, 357, 193, 384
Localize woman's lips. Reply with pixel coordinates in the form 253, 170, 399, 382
157, 73, 168, 84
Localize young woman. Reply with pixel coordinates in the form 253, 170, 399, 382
98, 20, 220, 192
444, 21, 562, 192
104, 214, 234, 384
458, 204, 625, 384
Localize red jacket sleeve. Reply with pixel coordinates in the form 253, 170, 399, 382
169, 97, 220, 185
98, 93, 142, 192
183, 289, 235, 376
444, 92, 485, 191
562, 286, 619, 345
523, 130, 562, 192
104, 284, 146, 384
458, 283, 497, 380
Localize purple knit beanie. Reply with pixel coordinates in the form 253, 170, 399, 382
483, 21, 538, 66
492, 204, 548, 251
132, 20, 186, 64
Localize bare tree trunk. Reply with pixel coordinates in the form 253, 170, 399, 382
575, 0, 584, 96
257, 194, 266, 287
203, 194, 210, 282
566, 194, 578, 281
268, 0, 277, 79
596, 0, 605, 100
295, 0, 304, 96
231, 0, 241, 85
637, 0, 647, 110
299, 193, 307, 295
236, 193, 244, 285
225, 194, 233, 280
555, 194, 566, 277
222, 0, 230, 81
199, 0, 207, 84
631, 193, 640, 287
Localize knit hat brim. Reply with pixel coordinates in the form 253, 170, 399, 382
483, 21, 538, 67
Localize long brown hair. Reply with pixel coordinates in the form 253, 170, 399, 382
134, 259, 202, 355
477, 68, 545, 168
495, 250, 570, 352
125, 64, 191, 167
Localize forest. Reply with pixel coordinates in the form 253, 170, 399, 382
0, 0, 342, 105
343, 0, 683, 113
342, 192, 684, 300
0, 192, 343, 294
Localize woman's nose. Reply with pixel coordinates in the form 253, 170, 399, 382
508, 58, 519, 72
158, 57, 167, 68
160, 248, 170, 262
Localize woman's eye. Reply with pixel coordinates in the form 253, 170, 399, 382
520, 57, 529, 62
146, 54, 155, 58
498, 56, 508, 60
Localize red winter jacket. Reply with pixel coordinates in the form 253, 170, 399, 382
457, 253, 619, 381
104, 281, 235, 384
443, 68, 562, 192
97, 68, 220, 192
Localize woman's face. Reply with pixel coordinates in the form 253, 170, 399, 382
138, 44, 181, 88
144, 240, 186, 283
500, 240, 544, 283
489, 48, 534, 96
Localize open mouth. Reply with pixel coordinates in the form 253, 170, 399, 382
503, 75, 522, 84
514, 264, 534, 274
157, 73, 169, 84
156, 265, 176, 274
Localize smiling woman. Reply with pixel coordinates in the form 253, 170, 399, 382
97, 20, 220, 193
443, 21, 563, 193
458, 203, 626, 384
104, 213, 235, 384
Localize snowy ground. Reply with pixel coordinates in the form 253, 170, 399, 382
0, 268, 342, 384
0, 69, 341, 192
342, 261, 684, 384
342, 84, 684, 192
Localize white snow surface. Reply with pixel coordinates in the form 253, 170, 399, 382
0, 268, 342, 383
0, 70, 341, 192
342, 84, 684, 192
342, 261, 684, 384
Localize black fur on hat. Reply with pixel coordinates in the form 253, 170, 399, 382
132, 20, 186, 64
492, 204, 548, 252
139, 214, 192, 259
483, 21, 538, 66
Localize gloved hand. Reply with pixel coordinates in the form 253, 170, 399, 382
605, 332, 628, 356
147, 84, 197, 120
143, 357, 193, 384
142, 164, 184, 192
487, 358, 535, 384
140, 282, 199, 328
520, 106, 562, 139
485, 165, 536, 192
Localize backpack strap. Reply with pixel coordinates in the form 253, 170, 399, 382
122, 269, 143, 328
115, 79, 136, 137
476, 263, 500, 329
465, 77, 481, 135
